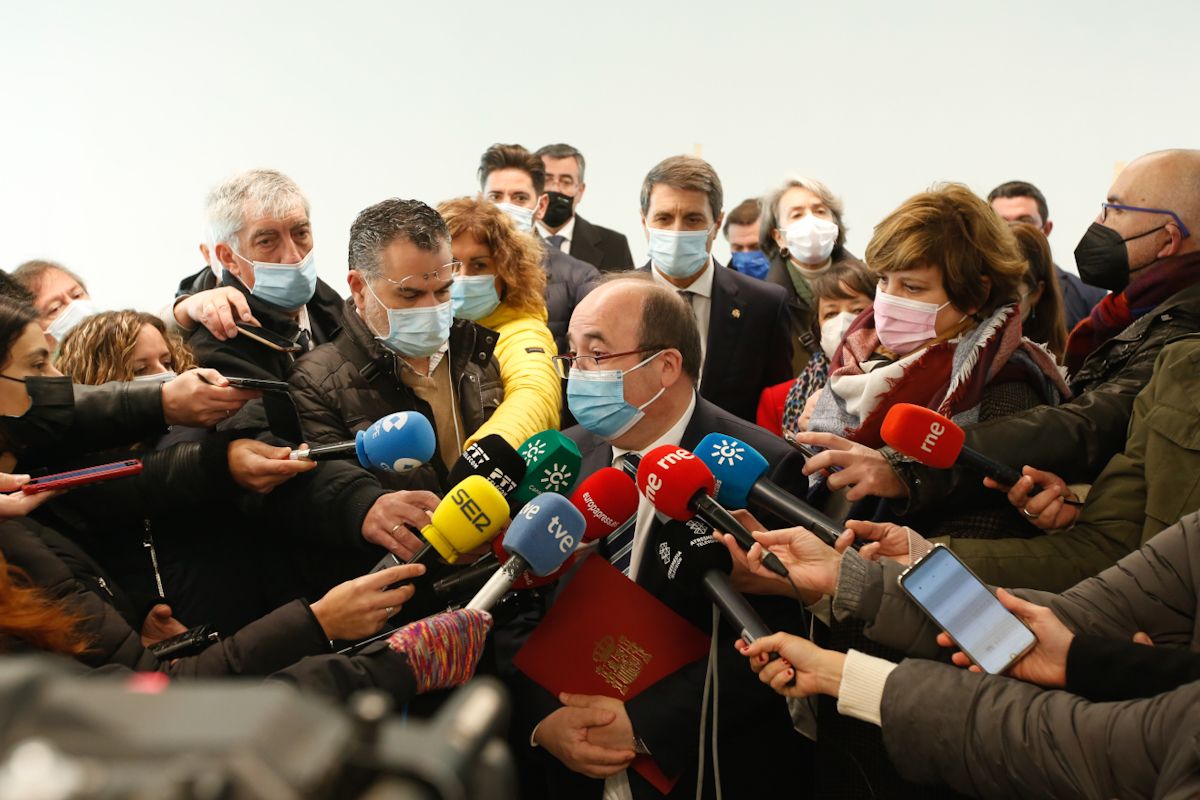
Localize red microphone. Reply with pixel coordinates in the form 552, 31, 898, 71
881, 403, 1082, 504
636, 445, 788, 578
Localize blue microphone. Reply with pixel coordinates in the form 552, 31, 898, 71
466, 493, 584, 611
290, 411, 436, 474
694, 433, 844, 545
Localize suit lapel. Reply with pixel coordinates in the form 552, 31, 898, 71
571, 216, 603, 266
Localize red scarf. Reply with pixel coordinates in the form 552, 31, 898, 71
1064, 252, 1200, 375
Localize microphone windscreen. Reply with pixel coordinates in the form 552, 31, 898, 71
512, 430, 583, 506
448, 434, 527, 496
694, 433, 770, 508
422, 475, 510, 563
880, 403, 965, 470
504, 493, 585, 576
355, 411, 437, 474
643, 519, 733, 589
569, 467, 639, 543
636, 444, 716, 521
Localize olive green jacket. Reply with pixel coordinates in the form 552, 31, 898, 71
934, 335, 1200, 591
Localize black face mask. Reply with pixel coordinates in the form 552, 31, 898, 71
0, 375, 75, 452
542, 191, 575, 229
1073, 222, 1166, 293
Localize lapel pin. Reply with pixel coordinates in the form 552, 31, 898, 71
731, 308, 741, 319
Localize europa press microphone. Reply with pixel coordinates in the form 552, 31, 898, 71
880, 403, 1084, 506
433, 467, 639, 598
636, 445, 789, 578
466, 493, 585, 611
645, 519, 794, 685
694, 432, 845, 545
511, 430, 583, 507
289, 411, 435, 473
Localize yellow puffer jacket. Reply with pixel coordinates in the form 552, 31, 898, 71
467, 302, 561, 447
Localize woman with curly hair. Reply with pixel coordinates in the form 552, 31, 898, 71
55, 310, 196, 385
438, 197, 561, 445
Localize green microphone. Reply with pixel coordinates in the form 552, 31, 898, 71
512, 430, 583, 507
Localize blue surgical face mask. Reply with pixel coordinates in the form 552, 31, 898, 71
495, 202, 536, 234
647, 227, 712, 279
566, 351, 665, 439
729, 250, 770, 279
451, 274, 501, 321
364, 279, 453, 357
235, 250, 318, 310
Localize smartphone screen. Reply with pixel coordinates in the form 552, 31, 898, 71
899, 546, 1036, 674
23, 460, 144, 493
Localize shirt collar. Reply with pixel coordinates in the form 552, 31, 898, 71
611, 391, 697, 464
650, 256, 715, 298
537, 214, 576, 243
396, 341, 450, 377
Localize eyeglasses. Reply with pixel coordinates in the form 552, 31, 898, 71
551, 347, 664, 379
370, 260, 462, 289
1101, 203, 1191, 239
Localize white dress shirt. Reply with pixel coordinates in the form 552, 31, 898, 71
650, 257, 714, 372
536, 214, 578, 254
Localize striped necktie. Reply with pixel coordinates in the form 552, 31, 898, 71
607, 454, 641, 576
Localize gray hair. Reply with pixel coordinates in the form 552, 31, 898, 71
640, 155, 723, 223
348, 198, 449, 275
760, 175, 846, 258
534, 143, 586, 183
205, 169, 310, 253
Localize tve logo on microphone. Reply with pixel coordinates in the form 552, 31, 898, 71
546, 514, 577, 553
452, 487, 494, 532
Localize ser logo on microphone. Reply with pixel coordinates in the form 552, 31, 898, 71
920, 421, 946, 454
451, 487, 492, 532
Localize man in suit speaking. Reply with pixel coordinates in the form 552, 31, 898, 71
525, 276, 811, 799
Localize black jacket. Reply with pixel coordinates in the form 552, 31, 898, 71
1056, 265, 1108, 331
187, 274, 346, 382
894, 277, 1200, 515
566, 215, 634, 272
519, 397, 812, 800
764, 249, 864, 378
640, 260, 793, 423
543, 246, 601, 354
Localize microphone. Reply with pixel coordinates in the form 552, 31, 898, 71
433, 466, 639, 598
694, 433, 845, 545
408, 474, 511, 567
511, 430, 583, 507
466, 493, 584, 611
880, 403, 1083, 506
289, 411, 435, 474
447, 434, 527, 497
636, 445, 788, 578
644, 520, 793, 684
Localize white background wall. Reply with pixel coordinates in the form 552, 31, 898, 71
2, 0, 1197, 311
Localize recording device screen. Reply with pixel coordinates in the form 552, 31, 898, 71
899, 545, 1036, 675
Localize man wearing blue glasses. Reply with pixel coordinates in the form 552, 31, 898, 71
796, 149, 1200, 589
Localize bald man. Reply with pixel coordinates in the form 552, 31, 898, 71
794, 149, 1200, 550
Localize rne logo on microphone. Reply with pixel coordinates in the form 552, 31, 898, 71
709, 439, 744, 467
920, 421, 946, 454
643, 472, 663, 503
654, 448, 694, 470
451, 488, 492, 532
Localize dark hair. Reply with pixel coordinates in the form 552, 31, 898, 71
0, 272, 35, 306
0, 295, 41, 369
987, 181, 1050, 226
640, 156, 723, 223
478, 144, 546, 195
809, 258, 876, 303
534, 143, 586, 183
1009, 223, 1068, 361
348, 198, 449, 275
11, 260, 87, 299
723, 198, 761, 238
602, 273, 702, 381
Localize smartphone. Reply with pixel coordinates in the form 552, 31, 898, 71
783, 433, 842, 473
148, 624, 220, 659
234, 323, 302, 353
225, 376, 289, 392
22, 460, 144, 494
897, 545, 1036, 675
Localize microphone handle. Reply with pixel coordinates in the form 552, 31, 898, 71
702, 569, 794, 686
691, 493, 788, 578
432, 553, 500, 598
957, 446, 1022, 487
289, 440, 358, 461
466, 554, 529, 611
749, 479, 843, 546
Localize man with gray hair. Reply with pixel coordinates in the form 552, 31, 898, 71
535, 142, 633, 271
187, 169, 346, 381
637, 154, 792, 422
284, 197, 503, 590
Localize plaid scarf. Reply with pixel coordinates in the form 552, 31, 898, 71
781, 351, 830, 437
1064, 252, 1200, 375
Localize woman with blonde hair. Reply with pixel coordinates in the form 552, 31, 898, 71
438, 197, 561, 446
56, 310, 196, 385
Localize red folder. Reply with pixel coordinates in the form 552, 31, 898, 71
514, 555, 711, 793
